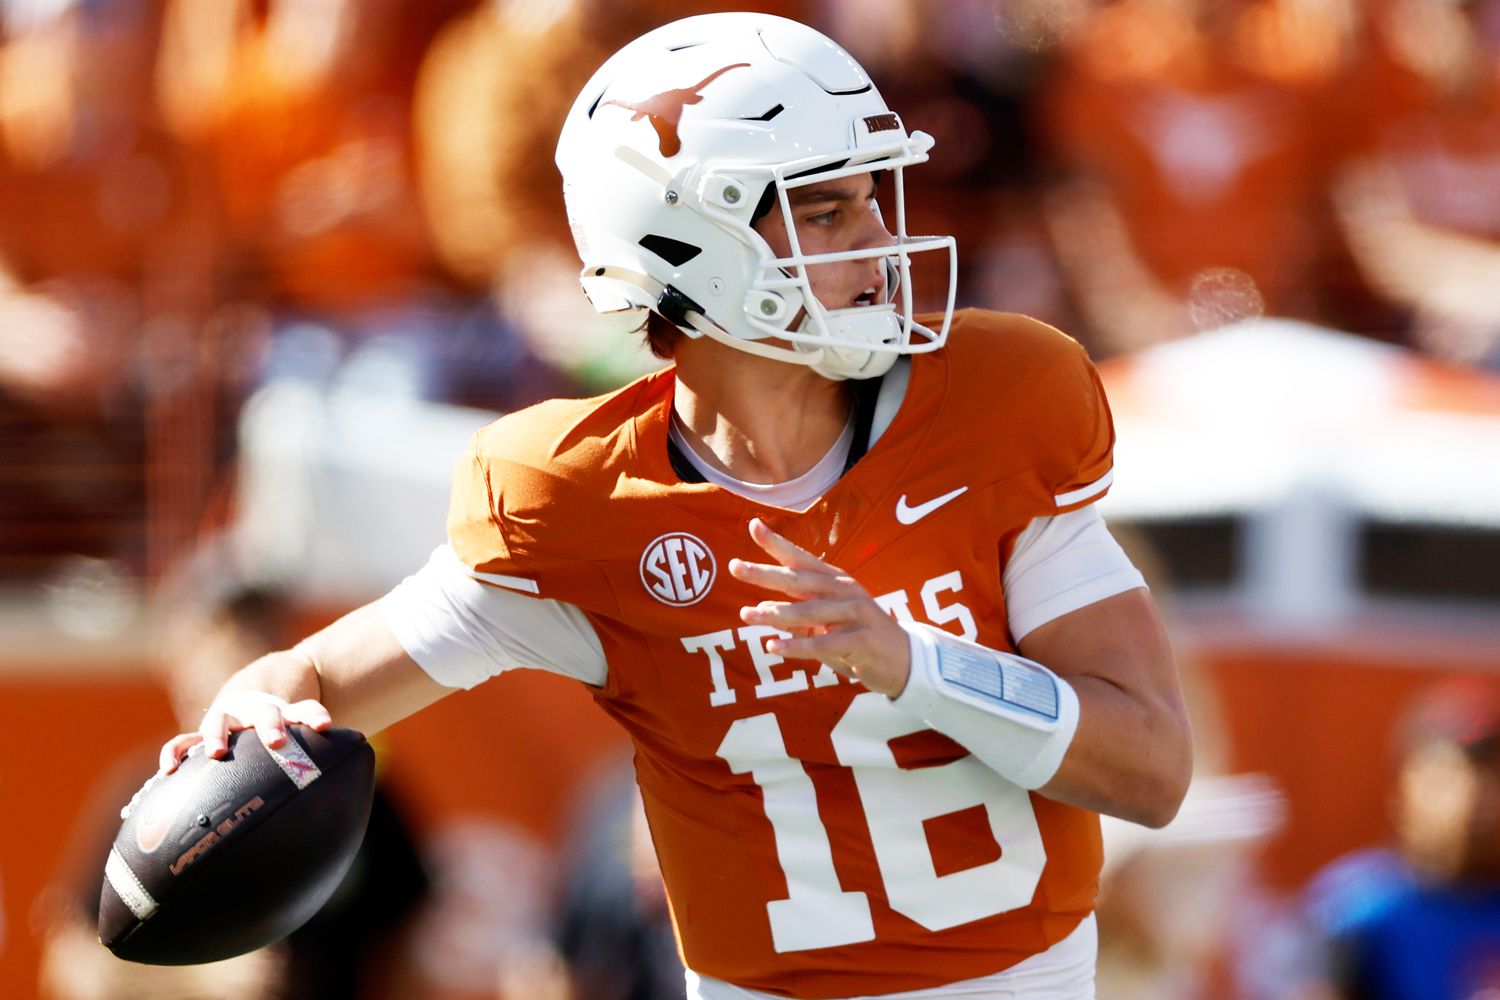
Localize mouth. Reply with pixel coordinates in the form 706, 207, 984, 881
850, 284, 882, 308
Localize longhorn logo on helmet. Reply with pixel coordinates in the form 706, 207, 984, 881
603, 64, 750, 157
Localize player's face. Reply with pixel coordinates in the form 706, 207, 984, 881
753, 172, 893, 314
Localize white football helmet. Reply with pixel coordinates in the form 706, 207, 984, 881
555, 13, 957, 380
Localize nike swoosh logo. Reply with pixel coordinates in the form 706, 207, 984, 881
895, 486, 969, 525
134, 766, 209, 854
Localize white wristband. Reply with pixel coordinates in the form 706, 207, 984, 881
891, 623, 1080, 790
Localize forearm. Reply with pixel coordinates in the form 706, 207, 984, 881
163, 602, 457, 772
292, 603, 451, 736
893, 590, 1191, 828
1041, 672, 1193, 827
204, 604, 451, 737
1025, 588, 1191, 827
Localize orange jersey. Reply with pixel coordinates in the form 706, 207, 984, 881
447, 309, 1115, 998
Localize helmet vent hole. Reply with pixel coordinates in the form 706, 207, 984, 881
741, 104, 784, 123
639, 235, 703, 267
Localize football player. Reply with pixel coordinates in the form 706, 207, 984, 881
158, 13, 1192, 1000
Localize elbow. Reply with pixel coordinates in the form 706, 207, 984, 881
1130, 728, 1194, 829
1131, 764, 1192, 829
1057, 731, 1194, 829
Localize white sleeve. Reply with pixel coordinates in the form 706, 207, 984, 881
1003, 504, 1146, 642
377, 545, 608, 689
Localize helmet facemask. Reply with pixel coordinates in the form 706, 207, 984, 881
732, 137, 957, 380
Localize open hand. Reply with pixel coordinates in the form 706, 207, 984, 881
729, 518, 910, 697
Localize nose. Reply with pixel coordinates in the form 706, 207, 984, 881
857, 206, 894, 293
859, 201, 896, 251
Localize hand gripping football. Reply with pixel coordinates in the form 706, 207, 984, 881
99, 725, 376, 965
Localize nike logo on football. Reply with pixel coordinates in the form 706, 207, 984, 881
132, 766, 209, 854
895, 487, 968, 524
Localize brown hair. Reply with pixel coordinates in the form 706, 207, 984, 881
643, 311, 685, 360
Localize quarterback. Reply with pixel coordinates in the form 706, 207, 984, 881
160, 13, 1192, 1000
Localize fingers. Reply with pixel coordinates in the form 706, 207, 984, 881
730, 559, 834, 597
762, 627, 891, 692
738, 601, 879, 679
159, 732, 203, 775
741, 599, 861, 630
764, 630, 863, 668
746, 518, 829, 572
285, 698, 333, 731
247, 697, 292, 751
767, 626, 911, 698
199, 706, 235, 759
159, 693, 334, 775
729, 556, 860, 600
732, 519, 864, 600
199, 693, 334, 760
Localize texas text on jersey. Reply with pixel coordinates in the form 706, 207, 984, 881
447, 309, 1116, 999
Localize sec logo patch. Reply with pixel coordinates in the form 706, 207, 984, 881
640, 532, 716, 606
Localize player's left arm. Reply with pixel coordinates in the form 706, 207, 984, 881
1016, 585, 1190, 828
733, 517, 1192, 829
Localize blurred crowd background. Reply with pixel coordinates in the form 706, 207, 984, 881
2, 0, 1499, 998
3, 0, 1500, 590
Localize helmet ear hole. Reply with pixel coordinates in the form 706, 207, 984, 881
658, 285, 707, 327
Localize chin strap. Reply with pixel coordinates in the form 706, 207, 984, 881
682, 309, 828, 368
688, 307, 907, 382
591, 265, 907, 380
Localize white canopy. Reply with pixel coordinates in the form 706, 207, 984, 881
1097, 319, 1500, 528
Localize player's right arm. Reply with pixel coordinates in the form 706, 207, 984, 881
158, 603, 454, 773
160, 415, 611, 773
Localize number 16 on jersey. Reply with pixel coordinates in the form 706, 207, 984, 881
717, 691, 1047, 953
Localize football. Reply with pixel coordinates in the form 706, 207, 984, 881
98, 725, 376, 965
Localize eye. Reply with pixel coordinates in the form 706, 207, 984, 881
806, 208, 839, 225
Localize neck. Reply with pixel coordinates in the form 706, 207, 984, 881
671, 337, 852, 484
